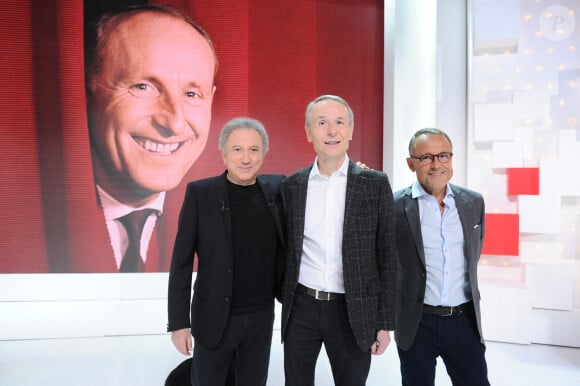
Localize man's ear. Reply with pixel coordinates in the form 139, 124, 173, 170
305, 126, 312, 142
406, 158, 416, 172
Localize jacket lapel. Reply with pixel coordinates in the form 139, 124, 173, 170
215, 172, 233, 254
290, 168, 310, 263
257, 175, 285, 247
403, 191, 426, 268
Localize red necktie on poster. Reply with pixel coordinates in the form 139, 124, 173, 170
118, 209, 153, 273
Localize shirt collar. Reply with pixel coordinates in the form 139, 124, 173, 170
411, 180, 454, 200
96, 185, 165, 221
309, 155, 350, 179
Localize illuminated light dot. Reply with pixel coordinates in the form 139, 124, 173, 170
525, 119, 534, 125
558, 64, 565, 70
535, 31, 542, 37
503, 84, 512, 90
547, 83, 553, 89
570, 10, 575, 16
569, 45, 576, 52
569, 117, 577, 125
559, 99, 566, 107
569, 81, 577, 88
536, 65, 544, 72
526, 84, 534, 90
502, 261, 509, 267
546, 47, 553, 54
523, 14, 533, 21
524, 48, 533, 55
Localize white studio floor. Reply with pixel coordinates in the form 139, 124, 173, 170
0, 331, 579, 386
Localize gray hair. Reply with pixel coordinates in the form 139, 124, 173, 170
408, 128, 453, 156
305, 94, 354, 128
218, 117, 269, 153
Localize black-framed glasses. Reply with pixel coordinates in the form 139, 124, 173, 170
410, 152, 453, 165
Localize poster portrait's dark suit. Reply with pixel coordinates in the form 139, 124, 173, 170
167, 171, 285, 349
393, 183, 486, 350
280, 161, 398, 352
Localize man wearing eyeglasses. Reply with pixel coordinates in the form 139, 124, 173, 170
393, 128, 490, 386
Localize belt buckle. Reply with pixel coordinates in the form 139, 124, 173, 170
315, 289, 330, 301
442, 306, 454, 317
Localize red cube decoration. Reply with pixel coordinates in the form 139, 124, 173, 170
482, 213, 519, 256
507, 167, 539, 196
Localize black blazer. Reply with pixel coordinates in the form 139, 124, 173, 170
393, 183, 486, 351
280, 161, 398, 351
167, 171, 285, 349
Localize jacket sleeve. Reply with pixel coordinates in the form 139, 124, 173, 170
167, 183, 198, 332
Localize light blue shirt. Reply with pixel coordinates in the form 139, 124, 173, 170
412, 181, 472, 306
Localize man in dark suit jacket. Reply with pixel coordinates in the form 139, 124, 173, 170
280, 95, 398, 386
394, 128, 490, 385
167, 117, 285, 386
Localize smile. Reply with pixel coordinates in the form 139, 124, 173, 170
324, 140, 341, 144
134, 137, 184, 154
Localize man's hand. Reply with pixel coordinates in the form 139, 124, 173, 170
370, 329, 391, 355
356, 161, 370, 170
171, 328, 192, 356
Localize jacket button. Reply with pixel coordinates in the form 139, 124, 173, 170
225, 297, 230, 302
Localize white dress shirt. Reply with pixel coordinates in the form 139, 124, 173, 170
96, 186, 164, 269
298, 156, 349, 293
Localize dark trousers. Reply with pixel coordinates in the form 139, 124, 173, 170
284, 293, 371, 386
191, 304, 275, 386
397, 303, 490, 386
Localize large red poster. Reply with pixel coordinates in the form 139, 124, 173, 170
0, 0, 384, 273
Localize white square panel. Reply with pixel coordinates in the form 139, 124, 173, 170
526, 262, 575, 311
474, 103, 516, 143
519, 194, 561, 234
492, 141, 523, 168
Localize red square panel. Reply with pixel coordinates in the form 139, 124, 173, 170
482, 213, 519, 256
507, 168, 539, 195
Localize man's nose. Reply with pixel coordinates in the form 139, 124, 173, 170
327, 123, 338, 135
241, 150, 251, 163
153, 93, 186, 135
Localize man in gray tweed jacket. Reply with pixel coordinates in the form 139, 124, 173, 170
280, 94, 398, 386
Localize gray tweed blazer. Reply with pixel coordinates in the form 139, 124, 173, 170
280, 160, 398, 351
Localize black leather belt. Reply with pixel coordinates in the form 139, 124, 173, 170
423, 301, 472, 317
296, 283, 345, 301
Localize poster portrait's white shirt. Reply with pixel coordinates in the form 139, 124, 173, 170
298, 155, 349, 294
97, 185, 164, 269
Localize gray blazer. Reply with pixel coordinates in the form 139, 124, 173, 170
280, 160, 398, 351
393, 183, 485, 351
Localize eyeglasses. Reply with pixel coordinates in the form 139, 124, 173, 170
409, 152, 453, 165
